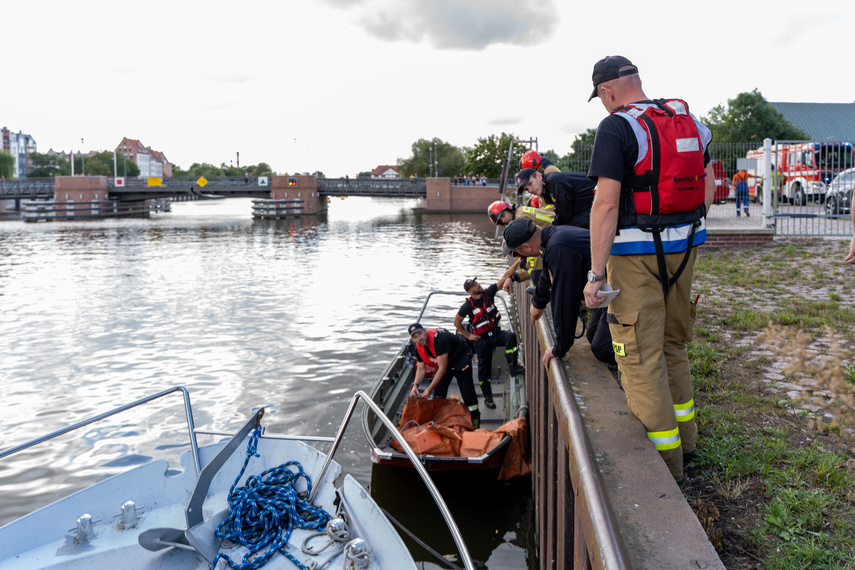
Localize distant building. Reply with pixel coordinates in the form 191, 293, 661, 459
770, 102, 855, 145
115, 137, 171, 178
370, 165, 400, 179
1, 127, 37, 179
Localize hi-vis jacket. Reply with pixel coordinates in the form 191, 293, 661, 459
611, 99, 712, 256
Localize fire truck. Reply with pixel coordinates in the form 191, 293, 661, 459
745, 142, 853, 205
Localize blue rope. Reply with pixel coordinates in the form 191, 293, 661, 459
209, 426, 333, 570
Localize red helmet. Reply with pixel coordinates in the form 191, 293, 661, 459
520, 150, 543, 171
528, 195, 541, 208
487, 201, 514, 225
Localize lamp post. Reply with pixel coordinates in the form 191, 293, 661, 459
81, 138, 85, 176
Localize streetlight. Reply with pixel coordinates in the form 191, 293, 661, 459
81, 138, 85, 176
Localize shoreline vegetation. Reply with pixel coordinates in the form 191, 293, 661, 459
686, 237, 855, 569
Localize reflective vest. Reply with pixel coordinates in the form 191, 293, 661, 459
614, 99, 707, 230
467, 295, 500, 335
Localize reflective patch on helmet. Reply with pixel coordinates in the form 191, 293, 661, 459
612, 341, 626, 357
676, 137, 699, 152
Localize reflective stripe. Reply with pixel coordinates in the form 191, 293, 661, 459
505, 347, 517, 354
647, 427, 681, 451
674, 399, 695, 422
468, 404, 479, 412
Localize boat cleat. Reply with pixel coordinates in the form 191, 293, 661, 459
345, 537, 372, 568
113, 500, 145, 528
69, 513, 100, 543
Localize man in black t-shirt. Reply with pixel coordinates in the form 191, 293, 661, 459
407, 323, 480, 428
453, 262, 525, 409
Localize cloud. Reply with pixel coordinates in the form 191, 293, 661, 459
488, 115, 522, 126
323, 0, 557, 50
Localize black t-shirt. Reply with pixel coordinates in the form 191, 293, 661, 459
457, 283, 499, 323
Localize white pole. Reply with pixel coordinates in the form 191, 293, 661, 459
113, 149, 117, 179
763, 138, 772, 225
70, 144, 75, 176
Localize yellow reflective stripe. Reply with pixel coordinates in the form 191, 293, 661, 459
647, 428, 681, 451
674, 399, 695, 422
536, 213, 553, 222
505, 348, 517, 354
468, 404, 479, 412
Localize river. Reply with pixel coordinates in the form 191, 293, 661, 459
0, 196, 536, 569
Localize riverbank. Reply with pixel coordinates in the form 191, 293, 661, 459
686, 237, 855, 569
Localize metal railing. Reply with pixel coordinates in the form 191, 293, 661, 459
512, 287, 630, 569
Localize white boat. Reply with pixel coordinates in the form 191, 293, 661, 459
0, 387, 474, 569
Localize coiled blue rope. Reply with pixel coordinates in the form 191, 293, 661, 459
209, 426, 333, 570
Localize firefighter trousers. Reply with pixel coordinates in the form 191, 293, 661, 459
606, 247, 698, 481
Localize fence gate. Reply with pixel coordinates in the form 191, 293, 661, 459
738, 139, 854, 237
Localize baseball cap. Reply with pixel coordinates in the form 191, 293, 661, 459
501, 239, 522, 258
408, 323, 425, 336
463, 277, 478, 292
503, 218, 536, 250
515, 168, 536, 192
588, 55, 637, 102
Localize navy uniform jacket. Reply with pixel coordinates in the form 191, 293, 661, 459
543, 172, 595, 229
530, 225, 591, 358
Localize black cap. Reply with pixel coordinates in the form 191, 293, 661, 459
515, 168, 536, 192
408, 323, 424, 336
503, 218, 536, 249
463, 277, 478, 292
502, 239, 522, 258
588, 55, 637, 102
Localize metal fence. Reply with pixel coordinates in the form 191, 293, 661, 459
557, 141, 855, 236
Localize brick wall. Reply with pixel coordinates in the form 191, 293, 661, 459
425, 178, 502, 212
703, 229, 775, 249
270, 175, 324, 214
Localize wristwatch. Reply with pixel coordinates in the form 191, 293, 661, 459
587, 270, 606, 283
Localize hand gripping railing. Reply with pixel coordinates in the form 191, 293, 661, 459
0, 386, 202, 475
310, 390, 475, 570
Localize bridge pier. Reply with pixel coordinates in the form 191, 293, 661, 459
424, 178, 503, 213
267, 175, 325, 215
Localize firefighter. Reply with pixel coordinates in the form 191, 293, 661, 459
407, 323, 481, 428
453, 263, 525, 409
487, 200, 552, 288
515, 168, 595, 228
520, 149, 561, 176
583, 55, 715, 483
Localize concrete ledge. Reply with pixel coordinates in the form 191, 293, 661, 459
557, 333, 724, 569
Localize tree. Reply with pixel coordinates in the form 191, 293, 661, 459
0, 150, 15, 178
703, 89, 809, 143
187, 163, 226, 180
463, 133, 523, 178
28, 152, 70, 178
74, 151, 140, 177
557, 128, 599, 173
398, 138, 465, 178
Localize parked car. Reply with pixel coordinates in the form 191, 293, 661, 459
711, 160, 729, 204
825, 168, 854, 216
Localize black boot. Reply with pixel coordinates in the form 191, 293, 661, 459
470, 409, 481, 429
480, 380, 496, 409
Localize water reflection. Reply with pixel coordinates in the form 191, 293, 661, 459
0, 197, 530, 568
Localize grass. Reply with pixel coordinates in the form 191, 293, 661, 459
685, 237, 855, 569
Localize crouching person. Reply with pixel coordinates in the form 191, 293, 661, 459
407, 323, 480, 429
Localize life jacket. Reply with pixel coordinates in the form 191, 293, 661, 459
415, 328, 441, 366
613, 99, 707, 298
614, 99, 707, 230
467, 295, 500, 335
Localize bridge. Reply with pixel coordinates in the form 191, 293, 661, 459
0, 177, 428, 201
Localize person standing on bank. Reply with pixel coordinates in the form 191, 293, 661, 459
583, 55, 715, 483
515, 168, 595, 228
454, 261, 526, 409
503, 219, 591, 369
407, 323, 481, 428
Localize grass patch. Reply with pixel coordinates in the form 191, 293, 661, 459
685, 237, 855, 569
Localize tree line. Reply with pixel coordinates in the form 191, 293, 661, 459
396, 89, 810, 178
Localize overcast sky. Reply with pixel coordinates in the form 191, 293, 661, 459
3, 0, 852, 177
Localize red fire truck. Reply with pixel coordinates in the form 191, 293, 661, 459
745, 142, 853, 205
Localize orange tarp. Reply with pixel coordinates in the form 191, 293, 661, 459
392, 397, 531, 480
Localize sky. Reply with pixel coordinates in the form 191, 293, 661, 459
3, 0, 853, 177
